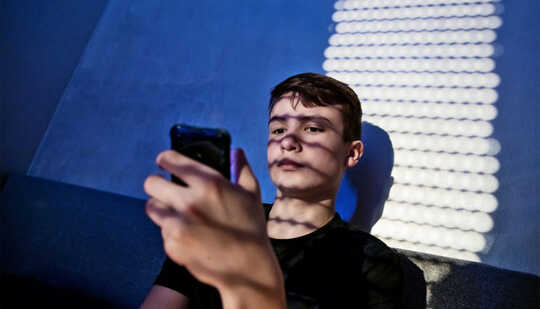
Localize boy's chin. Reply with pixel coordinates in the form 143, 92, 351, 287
271, 172, 337, 196
275, 183, 333, 199
272, 177, 312, 192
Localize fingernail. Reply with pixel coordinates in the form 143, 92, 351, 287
230, 148, 245, 183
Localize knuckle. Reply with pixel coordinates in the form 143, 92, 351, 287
163, 218, 185, 240
163, 239, 180, 260
206, 175, 224, 197
144, 199, 154, 214
148, 198, 160, 213
183, 201, 198, 217
145, 197, 161, 213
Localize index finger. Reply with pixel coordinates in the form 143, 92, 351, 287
157, 150, 223, 187
144, 174, 192, 211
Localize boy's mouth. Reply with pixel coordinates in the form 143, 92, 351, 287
277, 159, 304, 169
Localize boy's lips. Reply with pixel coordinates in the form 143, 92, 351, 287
277, 159, 304, 169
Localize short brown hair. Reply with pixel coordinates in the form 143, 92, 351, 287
269, 72, 362, 141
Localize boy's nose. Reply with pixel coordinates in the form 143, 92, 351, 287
280, 134, 302, 151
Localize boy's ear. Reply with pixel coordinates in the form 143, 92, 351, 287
346, 140, 364, 168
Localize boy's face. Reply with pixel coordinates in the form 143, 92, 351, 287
267, 95, 362, 199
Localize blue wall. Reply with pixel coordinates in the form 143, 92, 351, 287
2, 0, 539, 275
0, 0, 109, 185
26, 0, 335, 203
487, 0, 540, 274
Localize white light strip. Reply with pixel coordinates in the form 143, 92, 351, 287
391, 166, 499, 193
352, 86, 498, 104
325, 44, 496, 59
335, 0, 500, 10
364, 115, 493, 137
388, 184, 498, 213
332, 4, 496, 22
328, 72, 500, 88
335, 16, 502, 33
326, 0, 503, 262
381, 201, 493, 232
371, 218, 487, 252
325, 58, 495, 73
362, 101, 498, 121
389, 132, 501, 155
376, 237, 481, 262
329, 30, 496, 45
393, 149, 500, 174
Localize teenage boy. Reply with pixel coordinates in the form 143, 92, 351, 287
142, 73, 426, 308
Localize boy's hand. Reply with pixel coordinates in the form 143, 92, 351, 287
144, 148, 284, 307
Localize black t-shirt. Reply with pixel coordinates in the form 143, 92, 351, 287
154, 204, 425, 308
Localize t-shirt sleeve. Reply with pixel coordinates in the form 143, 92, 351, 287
154, 257, 197, 298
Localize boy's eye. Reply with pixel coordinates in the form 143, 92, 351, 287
305, 127, 323, 133
271, 128, 285, 135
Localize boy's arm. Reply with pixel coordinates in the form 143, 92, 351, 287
219, 278, 286, 309
140, 285, 189, 309
143, 149, 286, 309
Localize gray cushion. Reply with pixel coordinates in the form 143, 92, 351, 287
399, 249, 539, 309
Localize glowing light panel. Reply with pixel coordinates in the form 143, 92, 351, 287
325, 0, 502, 261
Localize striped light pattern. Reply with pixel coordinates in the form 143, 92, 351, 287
325, 0, 502, 262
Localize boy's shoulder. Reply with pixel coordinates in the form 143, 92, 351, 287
324, 218, 404, 272
333, 221, 399, 260
329, 219, 426, 307
263, 203, 426, 307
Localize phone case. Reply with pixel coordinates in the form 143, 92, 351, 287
169, 124, 231, 183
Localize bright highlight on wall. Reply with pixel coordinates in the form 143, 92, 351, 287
326, 0, 502, 262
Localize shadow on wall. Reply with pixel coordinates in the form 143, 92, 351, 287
345, 122, 394, 232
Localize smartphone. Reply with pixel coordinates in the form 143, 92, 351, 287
169, 124, 231, 185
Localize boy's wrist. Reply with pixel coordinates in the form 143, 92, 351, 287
219, 277, 286, 309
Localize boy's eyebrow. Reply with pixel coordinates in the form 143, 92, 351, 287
268, 115, 287, 124
268, 115, 333, 126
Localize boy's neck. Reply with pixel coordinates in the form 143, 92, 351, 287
266, 195, 336, 239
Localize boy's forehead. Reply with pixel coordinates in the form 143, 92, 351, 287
269, 95, 343, 118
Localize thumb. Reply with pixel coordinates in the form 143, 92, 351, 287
230, 148, 261, 199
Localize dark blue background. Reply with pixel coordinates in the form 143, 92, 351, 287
2, 0, 538, 275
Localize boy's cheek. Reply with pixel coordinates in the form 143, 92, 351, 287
266, 148, 279, 163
